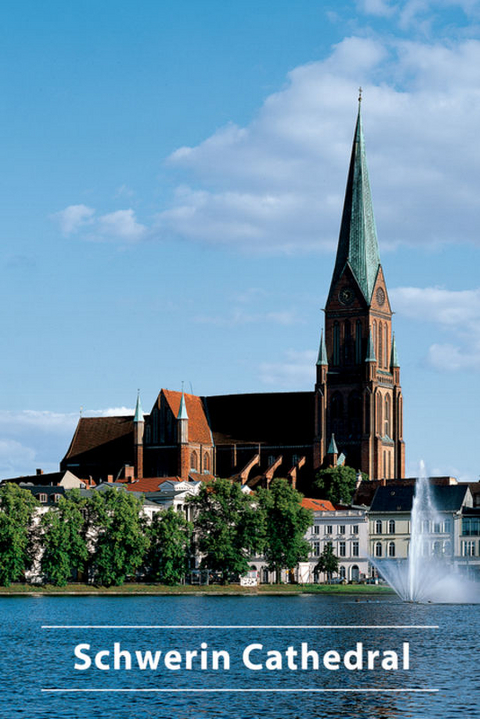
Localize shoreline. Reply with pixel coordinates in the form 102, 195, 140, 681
0, 583, 394, 596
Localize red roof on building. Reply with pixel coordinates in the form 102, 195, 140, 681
162, 390, 212, 445
123, 477, 180, 492
63, 416, 134, 459
301, 498, 335, 512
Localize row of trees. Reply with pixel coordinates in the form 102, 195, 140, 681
0, 478, 313, 587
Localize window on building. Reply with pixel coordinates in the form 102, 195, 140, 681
355, 321, 362, 364
385, 395, 390, 437
203, 453, 210, 473
268, 455, 275, 467
432, 541, 441, 556
352, 541, 359, 557
388, 519, 395, 534
292, 454, 299, 466
53, 494, 61, 503
313, 525, 320, 535
433, 522, 441, 534
375, 542, 382, 557
379, 321, 383, 368
190, 451, 198, 471
339, 541, 346, 557
339, 525, 346, 535
326, 525, 333, 535
388, 541, 395, 557
352, 524, 359, 534
422, 520, 430, 533
443, 540, 452, 556
333, 322, 340, 365
375, 520, 382, 534
339, 566, 346, 579
38, 493, 47, 503
444, 518, 452, 534
312, 541, 321, 557
462, 541, 476, 557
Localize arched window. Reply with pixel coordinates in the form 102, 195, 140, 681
190, 451, 198, 471
203, 453, 210, 473
348, 392, 362, 437
373, 320, 377, 356
443, 540, 452, 556
378, 321, 383, 368
376, 393, 383, 435
375, 520, 382, 535
333, 322, 340, 365
375, 542, 382, 557
385, 395, 391, 437
388, 519, 395, 534
388, 541, 395, 557
384, 324, 388, 368
344, 320, 352, 363
399, 396, 403, 437
331, 392, 344, 435
355, 320, 362, 364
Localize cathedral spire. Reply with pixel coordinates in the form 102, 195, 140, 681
328, 99, 381, 304
316, 330, 328, 366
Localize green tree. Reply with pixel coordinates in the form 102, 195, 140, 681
88, 488, 149, 587
315, 543, 339, 582
0, 483, 39, 586
313, 466, 364, 505
258, 478, 312, 583
189, 478, 264, 584
146, 507, 192, 585
40, 489, 88, 586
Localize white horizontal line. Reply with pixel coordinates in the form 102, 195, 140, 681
41, 688, 439, 694
41, 625, 439, 630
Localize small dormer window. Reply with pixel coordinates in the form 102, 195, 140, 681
54, 494, 62, 503
39, 493, 47, 503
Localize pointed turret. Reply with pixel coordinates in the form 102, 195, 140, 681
134, 391, 144, 423
177, 391, 189, 421
316, 331, 328, 366
390, 333, 400, 368
327, 434, 339, 454
328, 99, 381, 305
133, 390, 144, 480
366, 328, 376, 362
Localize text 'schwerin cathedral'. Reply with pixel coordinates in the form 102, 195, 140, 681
61, 101, 405, 492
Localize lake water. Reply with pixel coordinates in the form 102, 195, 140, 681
0, 593, 478, 718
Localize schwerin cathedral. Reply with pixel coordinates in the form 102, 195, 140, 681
61, 99, 405, 494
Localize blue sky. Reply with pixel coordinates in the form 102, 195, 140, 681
1, 0, 480, 482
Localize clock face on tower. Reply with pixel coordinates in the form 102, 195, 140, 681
338, 286, 355, 305
376, 287, 386, 306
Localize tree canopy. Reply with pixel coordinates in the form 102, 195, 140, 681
258, 478, 312, 583
188, 478, 264, 583
146, 507, 192, 585
40, 489, 88, 586
87, 488, 149, 586
0, 483, 39, 586
315, 543, 339, 581
313, 466, 363, 505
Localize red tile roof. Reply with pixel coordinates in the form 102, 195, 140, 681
123, 477, 180, 492
63, 416, 134, 459
162, 390, 212, 445
301, 498, 335, 512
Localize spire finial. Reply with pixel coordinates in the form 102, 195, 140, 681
358, 86, 362, 104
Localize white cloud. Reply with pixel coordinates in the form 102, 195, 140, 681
154, 36, 480, 253
391, 286, 480, 370
0, 439, 36, 477
52, 205, 146, 244
258, 350, 316, 388
97, 209, 146, 242
195, 309, 301, 327
52, 204, 95, 235
357, 0, 396, 16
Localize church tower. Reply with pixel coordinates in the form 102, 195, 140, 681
314, 96, 405, 480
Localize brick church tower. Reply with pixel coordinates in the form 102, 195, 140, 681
314, 97, 405, 480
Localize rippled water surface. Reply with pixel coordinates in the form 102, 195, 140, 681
0, 594, 478, 718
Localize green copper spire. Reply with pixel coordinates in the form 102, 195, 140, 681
327, 434, 339, 454
366, 328, 376, 362
390, 333, 400, 368
329, 100, 381, 304
134, 390, 144, 423
316, 330, 328, 366
177, 390, 188, 420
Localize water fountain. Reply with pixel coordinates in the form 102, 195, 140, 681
373, 463, 479, 603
